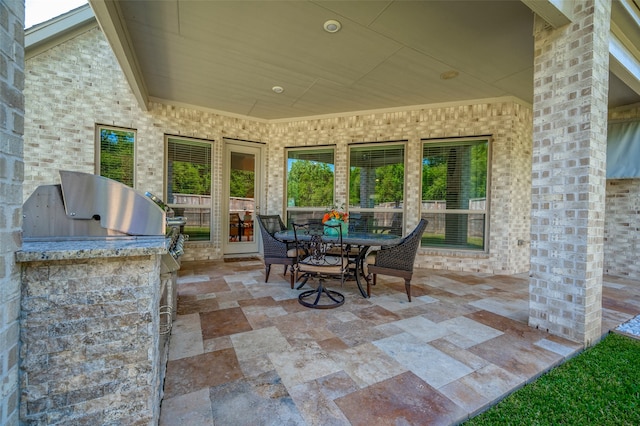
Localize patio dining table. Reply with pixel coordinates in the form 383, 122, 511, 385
275, 229, 403, 298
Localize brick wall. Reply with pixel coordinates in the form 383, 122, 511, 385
0, 1, 24, 424
605, 179, 640, 279
529, 0, 611, 344
606, 105, 640, 280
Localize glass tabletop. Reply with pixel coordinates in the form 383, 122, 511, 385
275, 229, 402, 247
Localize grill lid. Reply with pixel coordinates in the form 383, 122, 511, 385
23, 170, 166, 239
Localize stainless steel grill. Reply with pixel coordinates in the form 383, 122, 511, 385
24, 170, 165, 238
23, 170, 187, 272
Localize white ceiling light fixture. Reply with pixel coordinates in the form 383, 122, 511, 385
323, 19, 341, 33
272, 86, 284, 94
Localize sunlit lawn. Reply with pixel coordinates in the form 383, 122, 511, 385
421, 234, 483, 250
465, 333, 640, 425
183, 227, 209, 241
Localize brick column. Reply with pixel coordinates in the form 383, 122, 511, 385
529, 0, 610, 345
0, 1, 24, 425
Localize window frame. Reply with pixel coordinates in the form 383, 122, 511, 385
347, 141, 407, 235
284, 145, 336, 226
420, 137, 491, 252
95, 124, 136, 187
164, 135, 215, 242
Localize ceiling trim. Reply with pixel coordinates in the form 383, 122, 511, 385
610, 34, 640, 97
148, 97, 271, 124
520, 0, 574, 28
151, 95, 531, 125
88, 0, 149, 111
610, 0, 640, 96
268, 96, 533, 124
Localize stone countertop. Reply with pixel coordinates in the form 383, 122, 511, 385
16, 236, 169, 262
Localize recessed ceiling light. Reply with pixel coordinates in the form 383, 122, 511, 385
323, 19, 341, 33
440, 70, 459, 80
272, 86, 284, 94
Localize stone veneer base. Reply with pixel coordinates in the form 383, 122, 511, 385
17, 239, 167, 425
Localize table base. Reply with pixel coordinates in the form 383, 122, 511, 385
298, 279, 345, 309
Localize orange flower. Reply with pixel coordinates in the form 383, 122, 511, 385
322, 208, 348, 223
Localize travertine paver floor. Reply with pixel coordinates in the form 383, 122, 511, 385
159, 259, 640, 425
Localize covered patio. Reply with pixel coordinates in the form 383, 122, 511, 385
160, 260, 640, 425
9, 0, 640, 424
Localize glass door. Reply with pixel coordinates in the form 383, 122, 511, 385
224, 140, 263, 255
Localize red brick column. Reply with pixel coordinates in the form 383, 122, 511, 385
529, 0, 611, 345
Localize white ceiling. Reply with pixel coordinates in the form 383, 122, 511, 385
94, 0, 640, 120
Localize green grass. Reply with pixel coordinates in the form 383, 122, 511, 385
182, 227, 210, 241
465, 333, 640, 425
421, 234, 484, 250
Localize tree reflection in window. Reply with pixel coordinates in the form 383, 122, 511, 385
166, 137, 212, 241
98, 125, 135, 187
422, 139, 488, 250
286, 148, 334, 225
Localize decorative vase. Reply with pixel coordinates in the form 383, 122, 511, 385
323, 219, 348, 236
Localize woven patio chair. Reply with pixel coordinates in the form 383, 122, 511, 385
365, 219, 428, 301
256, 214, 301, 288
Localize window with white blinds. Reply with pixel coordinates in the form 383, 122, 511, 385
96, 125, 135, 187
285, 147, 335, 225
348, 143, 405, 236
421, 138, 489, 250
166, 136, 213, 241
607, 120, 640, 178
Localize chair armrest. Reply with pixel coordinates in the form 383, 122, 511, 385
373, 244, 415, 272
260, 231, 290, 257
369, 219, 428, 272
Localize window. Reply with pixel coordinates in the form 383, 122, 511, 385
96, 125, 135, 187
166, 136, 213, 241
348, 143, 405, 235
421, 138, 489, 250
285, 147, 335, 226
607, 120, 640, 178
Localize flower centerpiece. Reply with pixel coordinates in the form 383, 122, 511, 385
322, 208, 348, 224
322, 206, 348, 236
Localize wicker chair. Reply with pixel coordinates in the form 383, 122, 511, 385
365, 219, 428, 301
256, 215, 300, 288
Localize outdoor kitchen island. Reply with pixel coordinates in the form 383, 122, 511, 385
17, 237, 172, 425
15, 170, 185, 425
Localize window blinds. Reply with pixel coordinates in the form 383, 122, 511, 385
166, 138, 212, 197
607, 121, 640, 178
422, 140, 487, 204
167, 138, 212, 166
349, 144, 405, 209
349, 145, 404, 169
287, 148, 334, 165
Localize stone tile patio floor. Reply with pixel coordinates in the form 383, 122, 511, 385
159, 259, 640, 425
